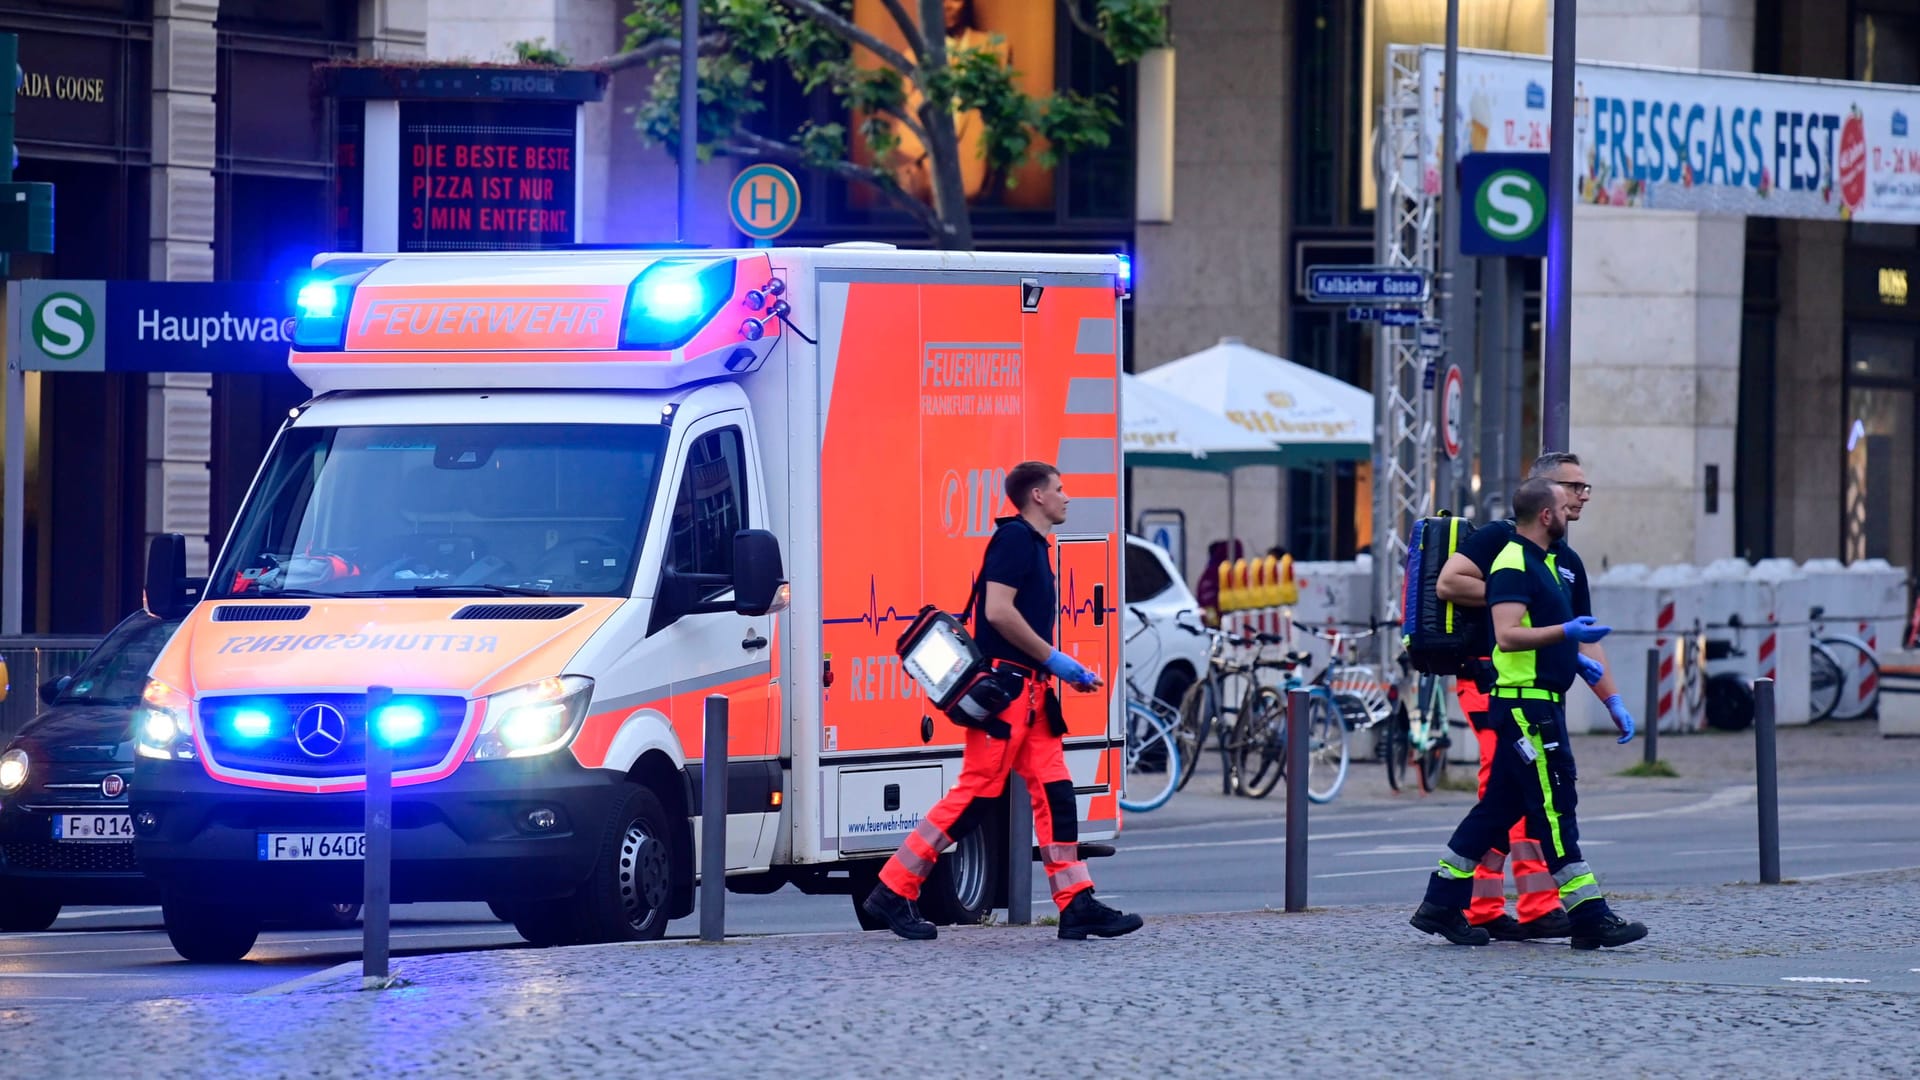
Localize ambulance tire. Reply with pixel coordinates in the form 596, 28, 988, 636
921, 807, 1004, 927
508, 901, 580, 947
568, 782, 675, 944
162, 896, 260, 963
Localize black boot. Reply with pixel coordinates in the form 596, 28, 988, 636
1410, 902, 1491, 945
1479, 914, 1526, 942
863, 883, 937, 941
1518, 909, 1573, 940
1570, 912, 1646, 950
1057, 891, 1143, 940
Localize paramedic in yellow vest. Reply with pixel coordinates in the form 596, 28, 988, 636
1411, 478, 1647, 950
1435, 451, 1634, 940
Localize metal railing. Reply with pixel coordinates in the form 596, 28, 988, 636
0, 636, 102, 743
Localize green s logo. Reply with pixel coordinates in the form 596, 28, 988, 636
32, 292, 96, 360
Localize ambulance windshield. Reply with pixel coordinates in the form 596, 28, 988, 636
208, 423, 667, 599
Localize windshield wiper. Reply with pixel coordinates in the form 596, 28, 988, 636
218, 588, 341, 600
394, 584, 557, 598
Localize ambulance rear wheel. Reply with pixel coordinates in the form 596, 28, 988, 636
922, 816, 1002, 926
566, 782, 674, 944
162, 896, 260, 963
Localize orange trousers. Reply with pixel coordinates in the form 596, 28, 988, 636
1467, 712, 1564, 925
880, 680, 1093, 911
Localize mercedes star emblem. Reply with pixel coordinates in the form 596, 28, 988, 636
293, 703, 348, 758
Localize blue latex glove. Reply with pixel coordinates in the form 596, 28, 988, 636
1045, 649, 1099, 690
1576, 653, 1606, 686
1560, 616, 1613, 644
1605, 694, 1636, 743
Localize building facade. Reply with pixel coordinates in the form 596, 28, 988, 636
2, 0, 1911, 634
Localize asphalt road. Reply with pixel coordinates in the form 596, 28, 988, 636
4, 755, 1915, 1002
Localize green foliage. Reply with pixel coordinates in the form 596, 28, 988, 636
618, 0, 1167, 244
509, 38, 572, 66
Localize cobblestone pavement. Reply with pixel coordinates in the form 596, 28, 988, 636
4, 867, 1917, 1077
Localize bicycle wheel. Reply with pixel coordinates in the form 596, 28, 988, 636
1808, 639, 1844, 722
1236, 687, 1286, 799
1681, 639, 1707, 721
1173, 680, 1216, 792
1382, 702, 1411, 793
1304, 691, 1351, 804
1119, 701, 1181, 812
1821, 634, 1881, 721
1416, 676, 1448, 793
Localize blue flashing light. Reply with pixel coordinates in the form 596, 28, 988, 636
620, 258, 738, 351
230, 708, 273, 741
290, 260, 387, 351
373, 703, 430, 747
1115, 254, 1133, 298
297, 281, 338, 318
293, 276, 352, 349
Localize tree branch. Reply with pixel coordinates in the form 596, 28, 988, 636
776, 0, 918, 74
1056, 0, 1105, 44
597, 33, 729, 74
723, 128, 947, 242
878, 0, 928, 61
876, 103, 928, 147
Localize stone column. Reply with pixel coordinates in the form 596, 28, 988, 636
148, 0, 218, 575
361, 0, 429, 58
1562, 0, 1754, 569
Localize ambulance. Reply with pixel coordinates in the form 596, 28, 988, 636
129, 244, 1128, 961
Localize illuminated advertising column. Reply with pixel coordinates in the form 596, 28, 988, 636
322, 65, 609, 253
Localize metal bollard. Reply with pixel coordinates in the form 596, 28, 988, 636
363, 685, 393, 988
1005, 775, 1033, 925
700, 694, 729, 942
1753, 678, 1780, 884
1284, 689, 1310, 913
1644, 646, 1660, 766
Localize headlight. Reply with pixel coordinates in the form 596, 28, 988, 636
0, 749, 27, 792
134, 679, 196, 761
468, 676, 593, 761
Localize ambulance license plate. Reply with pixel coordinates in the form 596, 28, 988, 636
52, 813, 134, 841
258, 833, 366, 861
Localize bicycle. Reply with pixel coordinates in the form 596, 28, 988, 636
1221, 631, 1355, 802
1118, 609, 1183, 812
1809, 605, 1880, 722
1381, 660, 1451, 794
1672, 620, 1709, 731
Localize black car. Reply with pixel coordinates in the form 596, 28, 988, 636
0, 611, 179, 930
0, 610, 366, 934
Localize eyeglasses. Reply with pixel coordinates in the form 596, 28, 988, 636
1557, 481, 1594, 497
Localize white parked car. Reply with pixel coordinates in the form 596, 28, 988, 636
1122, 534, 1209, 709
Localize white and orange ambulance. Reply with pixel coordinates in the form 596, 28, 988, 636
129, 244, 1127, 961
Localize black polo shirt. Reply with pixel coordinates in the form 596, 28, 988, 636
971, 516, 1055, 666
1485, 533, 1580, 694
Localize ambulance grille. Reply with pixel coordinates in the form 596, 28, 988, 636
450, 604, 582, 621
213, 605, 313, 622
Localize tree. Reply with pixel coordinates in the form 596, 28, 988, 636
603, 0, 1168, 249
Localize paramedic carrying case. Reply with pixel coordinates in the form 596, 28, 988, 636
895, 603, 1023, 734
1400, 512, 1492, 681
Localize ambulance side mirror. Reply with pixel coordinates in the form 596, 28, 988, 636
733, 529, 786, 617
144, 534, 203, 620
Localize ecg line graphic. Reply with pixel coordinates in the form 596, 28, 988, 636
822, 573, 1116, 636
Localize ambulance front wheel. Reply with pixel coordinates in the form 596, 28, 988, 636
162, 895, 260, 963
568, 782, 674, 944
